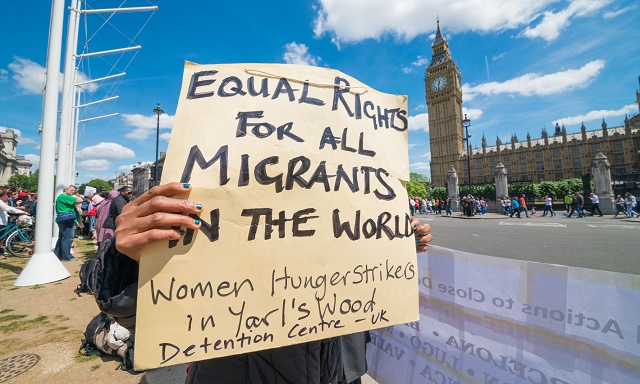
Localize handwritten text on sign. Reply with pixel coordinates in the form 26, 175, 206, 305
134, 63, 418, 370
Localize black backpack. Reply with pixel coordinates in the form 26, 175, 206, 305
74, 258, 99, 296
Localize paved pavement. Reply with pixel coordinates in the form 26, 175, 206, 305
414, 211, 640, 275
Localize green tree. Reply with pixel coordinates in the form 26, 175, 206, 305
7, 174, 30, 190
405, 182, 427, 198
78, 178, 114, 194
430, 187, 447, 200
537, 181, 556, 198
409, 172, 430, 183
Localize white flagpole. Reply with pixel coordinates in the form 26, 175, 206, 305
15, 0, 71, 286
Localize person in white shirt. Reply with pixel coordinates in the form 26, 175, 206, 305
624, 192, 639, 218
589, 193, 603, 217
542, 195, 556, 217
0, 189, 28, 257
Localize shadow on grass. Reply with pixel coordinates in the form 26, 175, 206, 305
0, 261, 24, 275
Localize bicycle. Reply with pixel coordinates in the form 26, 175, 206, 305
0, 215, 34, 258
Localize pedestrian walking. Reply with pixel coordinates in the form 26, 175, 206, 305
589, 192, 603, 217
542, 195, 556, 217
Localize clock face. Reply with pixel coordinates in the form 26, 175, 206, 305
431, 76, 447, 92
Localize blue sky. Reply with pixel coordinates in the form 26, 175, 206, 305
0, 0, 638, 183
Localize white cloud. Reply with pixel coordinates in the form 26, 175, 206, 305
462, 108, 484, 121
122, 113, 174, 140
23, 154, 40, 170
464, 60, 605, 100
118, 161, 153, 173
78, 159, 110, 171
0, 126, 36, 145
555, 104, 637, 126
408, 113, 429, 132
603, 5, 636, 19
282, 42, 320, 66
412, 57, 429, 67
410, 161, 431, 172
7, 57, 98, 95
76, 142, 135, 160
159, 132, 171, 142
402, 67, 412, 74
0, 69, 7, 81
522, 0, 611, 41
417, 151, 431, 159
408, 143, 417, 149
313, 0, 555, 44
492, 52, 507, 61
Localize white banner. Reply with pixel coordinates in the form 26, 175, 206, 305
367, 245, 640, 384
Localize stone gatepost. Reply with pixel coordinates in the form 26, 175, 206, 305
495, 162, 509, 212
592, 152, 615, 214
447, 165, 460, 211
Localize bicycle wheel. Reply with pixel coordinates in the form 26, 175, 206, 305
6, 228, 34, 258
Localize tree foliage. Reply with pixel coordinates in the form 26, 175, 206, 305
78, 178, 113, 194
7, 170, 39, 191
405, 182, 427, 198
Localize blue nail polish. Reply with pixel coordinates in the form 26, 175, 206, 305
195, 203, 203, 210
415, 239, 421, 244
179, 230, 185, 236
194, 219, 201, 225
183, 183, 191, 188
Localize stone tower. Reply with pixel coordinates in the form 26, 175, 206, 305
425, 20, 464, 187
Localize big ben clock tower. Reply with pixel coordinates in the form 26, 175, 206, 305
425, 20, 464, 187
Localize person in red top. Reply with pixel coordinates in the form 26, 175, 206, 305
519, 194, 530, 218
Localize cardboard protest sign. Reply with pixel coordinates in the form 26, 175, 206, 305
83, 186, 96, 196
368, 245, 640, 384
134, 62, 418, 369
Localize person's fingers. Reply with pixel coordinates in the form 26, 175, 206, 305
116, 229, 185, 263
124, 211, 203, 235
129, 182, 193, 207
133, 194, 203, 218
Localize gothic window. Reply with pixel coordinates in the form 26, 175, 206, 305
614, 153, 624, 162
536, 162, 544, 171
504, 156, 510, 162
571, 147, 580, 154
489, 157, 495, 165
476, 169, 482, 176
535, 151, 542, 158
572, 158, 581, 168
520, 164, 527, 172
552, 149, 561, 157
555, 172, 563, 180
519, 154, 526, 160
612, 141, 623, 150
476, 159, 482, 166
592, 144, 600, 152
554, 160, 562, 169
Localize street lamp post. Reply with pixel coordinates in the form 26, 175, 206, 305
153, 103, 164, 187
462, 114, 472, 194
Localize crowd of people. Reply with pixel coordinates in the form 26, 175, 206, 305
409, 196, 454, 216
408, 191, 640, 219
0, 187, 36, 258
53, 185, 134, 262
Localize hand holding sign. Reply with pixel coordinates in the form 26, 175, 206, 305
115, 182, 203, 262
411, 219, 432, 253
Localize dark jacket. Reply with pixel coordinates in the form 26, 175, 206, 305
103, 194, 129, 230
95, 239, 343, 384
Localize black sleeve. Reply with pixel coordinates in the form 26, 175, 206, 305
95, 238, 139, 333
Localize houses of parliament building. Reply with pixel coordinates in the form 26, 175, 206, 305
425, 22, 640, 188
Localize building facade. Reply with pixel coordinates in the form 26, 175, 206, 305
425, 23, 640, 187
0, 129, 32, 185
